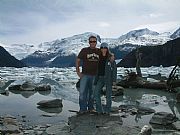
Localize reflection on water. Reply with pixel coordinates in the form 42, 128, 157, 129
112, 88, 178, 127
9, 89, 36, 98
1, 83, 180, 128
0, 89, 78, 125
37, 106, 62, 113
9, 89, 51, 98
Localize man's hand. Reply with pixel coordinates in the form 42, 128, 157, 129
77, 72, 83, 78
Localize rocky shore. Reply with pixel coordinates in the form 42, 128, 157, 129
1, 108, 180, 135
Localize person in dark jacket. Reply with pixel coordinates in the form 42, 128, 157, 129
94, 42, 117, 114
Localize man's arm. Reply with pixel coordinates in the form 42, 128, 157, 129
76, 57, 83, 78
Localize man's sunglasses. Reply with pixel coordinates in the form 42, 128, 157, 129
100, 47, 108, 49
89, 41, 97, 43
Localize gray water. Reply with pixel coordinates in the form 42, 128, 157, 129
0, 86, 179, 128
0, 67, 179, 128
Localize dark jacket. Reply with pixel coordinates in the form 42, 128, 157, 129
94, 58, 117, 85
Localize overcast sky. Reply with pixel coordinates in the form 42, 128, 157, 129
0, 0, 179, 45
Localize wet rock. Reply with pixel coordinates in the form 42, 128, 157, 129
37, 99, 63, 108
8, 81, 51, 92
149, 112, 177, 125
172, 121, 180, 130
35, 85, 51, 91
20, 81, 36, 91
0, 90, 9, 96
0, 115, 22, 134
137, 106, 155, 115
8, 85, 22, 90
112, 85, 124, 96
119, 104, 155, 115
111, 106, 120, 113
0, 79, 15, 91
68, 113, 140, 135
45, 123, 71, 135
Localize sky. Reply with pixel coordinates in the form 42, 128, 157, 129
0, 0, 180, 45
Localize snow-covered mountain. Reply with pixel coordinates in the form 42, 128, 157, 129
0, 43, 37, 60
0, 45, 25, 67
21, 28, 173, 67
0, 41, 58, 60
116, 28, 171, 46
21, 32, 101, 67
170, 27, 180, 39
42, 32, 101, 56
2, 27, 180, 67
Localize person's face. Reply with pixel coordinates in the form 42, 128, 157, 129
100, 47, 108, 55
89, 38, 97, 49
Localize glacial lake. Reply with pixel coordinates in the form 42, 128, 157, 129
0, 67, 179, 129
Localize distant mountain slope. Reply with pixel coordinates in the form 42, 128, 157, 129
0, 46, 26, 67
3, 27, 180, 67
170, 27, 180, 39
117, 38, 180, 67
21, 29, 173, 67
21, 32, 101, 67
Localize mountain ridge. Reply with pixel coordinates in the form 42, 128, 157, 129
1, 27, 180, 67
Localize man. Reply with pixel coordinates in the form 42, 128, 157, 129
76, 35, 101, 114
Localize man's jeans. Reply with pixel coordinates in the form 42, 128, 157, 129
94, 76, 112, 113
79, 75, 95, 112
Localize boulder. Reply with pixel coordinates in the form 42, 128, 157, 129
20, 81, 36, 91
112, 85, 124, 96
149, 112, 177, 125
37, 99, 63, 108
8, 85, 21, 90
68, 113, 140, 135
35, 85, 51, 91
45, 123, 70, 135
0, 115, 22, 134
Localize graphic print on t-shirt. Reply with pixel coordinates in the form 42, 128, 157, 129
87, 53, 99, 61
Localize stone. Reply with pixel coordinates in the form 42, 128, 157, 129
20, 81, 36, 91
37, 106, 62, 113
149, 112, 177, 125
67, 113, 140, 135
112, 85, 124, 96
45, 123, 70, 135
37, 99, 63, 108
8, 85, 22, 91
173, 121, 180, 130
35, 85, 51, 91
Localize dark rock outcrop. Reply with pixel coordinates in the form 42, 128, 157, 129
117, 38, 180, 67
0, 46, 26, 67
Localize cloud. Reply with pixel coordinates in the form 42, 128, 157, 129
135, 21, 180, 33
98, 22, 110, 27
0, 0, 180, 45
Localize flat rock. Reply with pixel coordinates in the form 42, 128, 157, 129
173, 121, 180, 130
37, 99, 63, 108
45, 123, 71, 135
68, 113, 140, 135
150, 112, 177, 125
